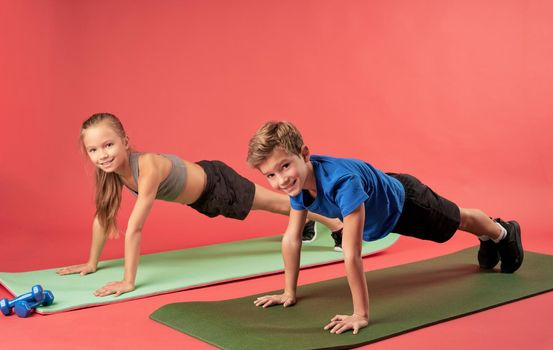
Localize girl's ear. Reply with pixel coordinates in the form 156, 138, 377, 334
301, 145, 310, 162
124, 136, 129, 149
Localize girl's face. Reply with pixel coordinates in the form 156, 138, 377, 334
82, 122, 129, 173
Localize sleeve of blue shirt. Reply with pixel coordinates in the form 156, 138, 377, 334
334, 175, 370, 217
290, 193, 305, 211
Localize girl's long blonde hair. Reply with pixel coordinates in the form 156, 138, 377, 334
80, 113, 127, 238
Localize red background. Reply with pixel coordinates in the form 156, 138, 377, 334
1, 1, 552, 349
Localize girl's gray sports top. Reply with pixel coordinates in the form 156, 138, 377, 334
127, 152, 187, 201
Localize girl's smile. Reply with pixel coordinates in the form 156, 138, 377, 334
82, 122, 129, 174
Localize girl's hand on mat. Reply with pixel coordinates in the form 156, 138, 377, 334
253, 293, 296, 308
56, 263, 97, 276
324, 314, 369, 335
94, 280, 135, 297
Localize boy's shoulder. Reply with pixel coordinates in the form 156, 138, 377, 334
310, 154, 366, 172
311, 154, 366, 184
311, 154, 354, 164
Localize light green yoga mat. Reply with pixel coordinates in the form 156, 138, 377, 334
0, 224, 398, 314
150, 247, 553, 350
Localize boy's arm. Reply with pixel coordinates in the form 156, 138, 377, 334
56, 215, 108, 276
254, 208, 307, 308
324, 203, 369, 334
94, 154, 162, 297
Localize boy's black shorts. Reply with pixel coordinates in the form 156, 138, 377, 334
188, 160, 255, 220
388, 173, 460, 243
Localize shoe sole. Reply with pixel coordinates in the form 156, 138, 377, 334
334, 246, 343, 252
501, 220, 523, 273
478, 240, 499, 269
479, 255, 499, 270
302, 223, 318, 243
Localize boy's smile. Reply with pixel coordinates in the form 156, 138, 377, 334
257, 146, 316, 197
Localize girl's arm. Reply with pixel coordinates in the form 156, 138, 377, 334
254, 208, 307, 308
56, 215, 108, 276
94, 154, 164, 297
324, 203, 369, 334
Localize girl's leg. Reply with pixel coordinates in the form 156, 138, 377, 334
458, 208, 501, 239
251, 184, 342, 231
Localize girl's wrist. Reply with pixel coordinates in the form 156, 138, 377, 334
123, 276, 135, 286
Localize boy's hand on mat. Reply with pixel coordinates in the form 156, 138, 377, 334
253, 293, 296, 308
94, 281, 135, 297
324, 314, 369, 335
56, 263, 97, 276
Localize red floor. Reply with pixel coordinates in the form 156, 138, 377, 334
2, 229, 551, 350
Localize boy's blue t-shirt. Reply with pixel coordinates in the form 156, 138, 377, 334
290, 155, 405, 241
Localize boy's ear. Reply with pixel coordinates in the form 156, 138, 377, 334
301, 145, 310, 161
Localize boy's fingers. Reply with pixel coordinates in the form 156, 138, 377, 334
336, 323, 350, 334
254, 297, 272, 307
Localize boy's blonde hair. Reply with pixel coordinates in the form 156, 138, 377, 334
247, 121, 304, 167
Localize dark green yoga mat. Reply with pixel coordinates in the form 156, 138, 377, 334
150, 247, 553, 350
0, 224, 398, 314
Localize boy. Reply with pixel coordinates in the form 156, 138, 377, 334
247, 121, 523, 335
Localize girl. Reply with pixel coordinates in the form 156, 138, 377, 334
56, 113, 342, 297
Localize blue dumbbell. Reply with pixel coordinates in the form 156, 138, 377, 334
14, 290, 55, 318
0, 285, 44, 316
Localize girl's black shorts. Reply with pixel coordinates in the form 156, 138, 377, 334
188, 160, 255, 220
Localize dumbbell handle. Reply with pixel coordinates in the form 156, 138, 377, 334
14, 290, 54, 318
11, 285, 44, 305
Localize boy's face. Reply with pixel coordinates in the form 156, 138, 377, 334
257, 146, 311, 197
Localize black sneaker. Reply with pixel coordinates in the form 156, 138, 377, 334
478, 238, 499, 269
331, 229, 343, 252
302, 220, 317, 243
495, 218, 523, 273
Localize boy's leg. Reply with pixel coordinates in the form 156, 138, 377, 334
459, 208, 501, 269
389, 173, 523, 273
459, 208, 523, 273
251, 184, 343, 232
458, 208, 501, 239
